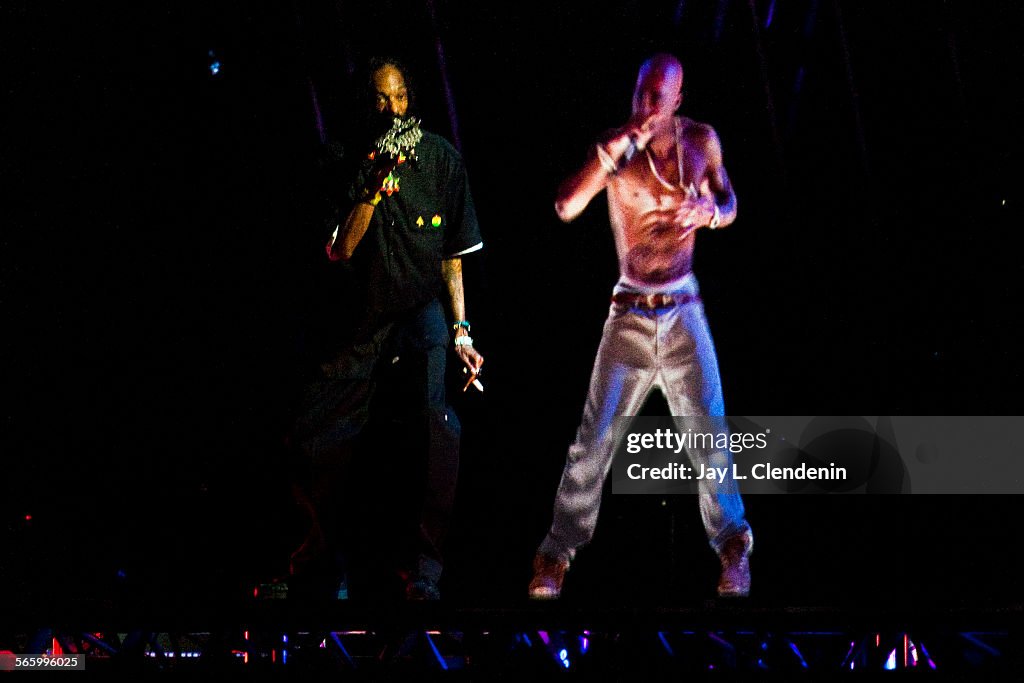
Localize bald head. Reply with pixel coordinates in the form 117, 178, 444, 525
639, 53, 684, 83
632, 53, 684, 120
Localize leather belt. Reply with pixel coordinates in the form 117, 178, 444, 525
611, 292, 701, 309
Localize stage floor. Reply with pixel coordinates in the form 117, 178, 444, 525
4, 601, 1022, 678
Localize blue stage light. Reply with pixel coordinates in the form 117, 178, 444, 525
208, 50, 221, 76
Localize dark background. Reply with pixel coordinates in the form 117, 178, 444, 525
3, 1, 1023, 613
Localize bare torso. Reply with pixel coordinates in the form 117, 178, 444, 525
607, 116, 714, 287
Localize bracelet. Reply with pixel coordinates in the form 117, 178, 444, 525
362, 191, 382, 207
453, 320, 471, 332
595, 143, 617, 175
454, 335, 474, 347
708, 203, 721, 229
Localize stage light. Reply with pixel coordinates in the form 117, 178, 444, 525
884, 648, 897, 670
918, 641, 937, 670
787, 640, 809, 668
208, 50, 221, 77
657, 632, 674, 656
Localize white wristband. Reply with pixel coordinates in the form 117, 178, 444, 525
454, 335, 474, 347
709, 203, 721, 229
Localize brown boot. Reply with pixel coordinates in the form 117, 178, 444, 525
528, 552, 569, 599
717, 531, 752, 597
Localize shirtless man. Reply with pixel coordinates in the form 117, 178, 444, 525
529, 53, 753, 599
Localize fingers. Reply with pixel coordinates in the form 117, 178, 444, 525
635, 116, 657, 149
677, 226, 697, 241
376, 161, 397, 182
676, 203, 699, 224
675, 195, 713, 230
624, 114, 657, 148
630, 111, 658, 131
457, 346, 484, 373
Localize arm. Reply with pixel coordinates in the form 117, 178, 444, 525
703, 126, 737, 228
676, 126, 738, 231
553, 137, 619, 223
325, 158, 398, 262
554, 115, 657, 222
442, 257, 483, 373
326, 199, 376, 262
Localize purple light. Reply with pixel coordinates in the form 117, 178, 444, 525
309, 79, 325, 145
918, 641, 938, 670
765, 0, 776, 28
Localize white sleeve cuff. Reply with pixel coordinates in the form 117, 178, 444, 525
445, 241, 483, 258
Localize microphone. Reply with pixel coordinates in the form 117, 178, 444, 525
619, 134, 640, 170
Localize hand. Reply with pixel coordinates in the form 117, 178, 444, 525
674, 193, 716, 233
362, 154, 400, 199
624, 111, 659, 152
455, 343, 484, 376
601, 113, 659, 162
454, 333, 484, 392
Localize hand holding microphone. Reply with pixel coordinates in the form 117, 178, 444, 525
360, 153, 400, 206
619, 134, 640, 170
615, 113, 657, 171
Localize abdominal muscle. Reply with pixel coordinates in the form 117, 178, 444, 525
608, 178, 699, 288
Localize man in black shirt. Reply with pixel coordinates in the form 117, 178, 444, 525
288, 57, 483, 601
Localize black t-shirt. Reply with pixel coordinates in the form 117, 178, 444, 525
344, 130, 483, 323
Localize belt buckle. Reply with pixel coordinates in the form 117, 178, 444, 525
643, 294, 657, 309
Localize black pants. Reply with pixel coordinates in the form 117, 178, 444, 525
289, 298, 460, 594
